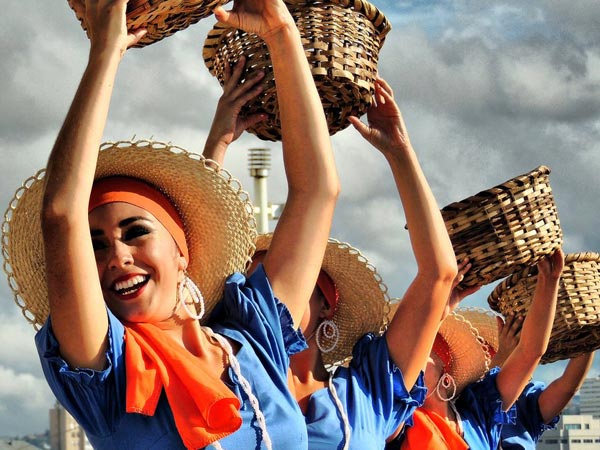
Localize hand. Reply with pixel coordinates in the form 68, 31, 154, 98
537, 248, 565, 281
446, 258, 481, 312
203, 57, 266, 163
84, 0, 146, 55
214, 0, 295, 42
492, 313, 522, 367
348, 77, 411, 158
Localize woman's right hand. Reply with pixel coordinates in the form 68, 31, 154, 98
213, 0, 295, 43
81, 0, 146, 56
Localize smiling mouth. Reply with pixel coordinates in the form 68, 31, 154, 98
112, 275, 150, 296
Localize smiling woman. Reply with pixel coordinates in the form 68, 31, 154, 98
1, 0, 339, 448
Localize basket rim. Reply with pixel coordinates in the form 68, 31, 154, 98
203, 0, 391, 67
488, 251, 600, 307
441, 165, 551, 216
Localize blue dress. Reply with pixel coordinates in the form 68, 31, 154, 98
305, 333, 427, 450
35, 265, 308, 450
500, 381, 559, 449
457, 367, 517, 450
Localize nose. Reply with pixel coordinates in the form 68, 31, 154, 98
107, 240, 134, 270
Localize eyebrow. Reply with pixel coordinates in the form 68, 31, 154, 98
90, 216, 153, 236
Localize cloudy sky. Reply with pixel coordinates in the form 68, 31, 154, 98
1, 0, 599, 437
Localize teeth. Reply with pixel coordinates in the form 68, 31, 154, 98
114, 275, 148, 294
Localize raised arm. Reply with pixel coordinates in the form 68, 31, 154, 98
537, 352, 595, 423
495, 249, 564, 410
41, 0, 145, 369
348, 77, 457, 387
215, 0, 339, 326
202, 56, 266, 164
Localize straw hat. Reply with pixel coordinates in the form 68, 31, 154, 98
388, 302, 490, 394
253, 233, 390, 367
455, 307, 500, 356
2, 140, 257, 330
437, 311, 491, 393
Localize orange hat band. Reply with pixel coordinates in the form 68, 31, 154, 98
89, 177, 189, 262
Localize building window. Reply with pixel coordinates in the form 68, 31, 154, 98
572, 439, 581, 443
565, 424, 582, 430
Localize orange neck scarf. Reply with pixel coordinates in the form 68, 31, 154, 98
401, 408, 468, 450
124, 323, 241, 449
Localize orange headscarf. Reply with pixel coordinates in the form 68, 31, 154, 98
89, 176, 189, 262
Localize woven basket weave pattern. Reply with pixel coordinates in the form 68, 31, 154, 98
203, 0, 391, 141
441, 166, 563, 287
488, 252, 600, 363
68, 0, 228, 47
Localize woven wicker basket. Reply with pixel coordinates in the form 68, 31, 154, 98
203, 0, 391, 141
440, 166, 563, 287
488, 252, 600, 363
67, 0, 228, 48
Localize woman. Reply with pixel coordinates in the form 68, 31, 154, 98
461, 308, 596, 449
207, 76, 459, 449
389, 249, 565, 450
3, 0, 338, 448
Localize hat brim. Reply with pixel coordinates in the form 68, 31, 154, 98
254, 233, 390, 367
438, 312, 490, 393
3, 140, 257, 329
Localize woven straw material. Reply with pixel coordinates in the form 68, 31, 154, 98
488, 252, 600, 364
441, 165, 563, 287
455, 307, 499, 355
203, 0, 391, 141
387, 304, 491, 394
2, 140, 257, 330
254, 233, 390, 368
67, 0, 229, 48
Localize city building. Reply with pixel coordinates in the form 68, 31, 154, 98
48, 402, 91, 450
580, 376, 600, 418
537, 414, 600, 449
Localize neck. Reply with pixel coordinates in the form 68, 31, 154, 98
423, 395, 454, 421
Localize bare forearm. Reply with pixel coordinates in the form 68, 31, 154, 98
386, 148, 456, 281
44, 50, 121, 218
538, 353, 594, 423
519, 274, 559, 358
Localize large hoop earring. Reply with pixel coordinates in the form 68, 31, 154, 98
315, 319, 339, 354
435, 372, 457, 402
178, 274, 205, 321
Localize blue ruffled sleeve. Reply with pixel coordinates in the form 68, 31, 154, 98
501, 380, 558, 449
350, 333, 427, 438
458, 367, 517, 449
34, 309, 127, 436
208, 264, 307, 369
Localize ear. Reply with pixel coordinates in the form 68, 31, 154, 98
320, 298, 334, 320
177, 255, 188, 281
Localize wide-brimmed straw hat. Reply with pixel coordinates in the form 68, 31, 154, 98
455, 307, 500, 357
253, 233, 390, 367
2, 140, 257, 329
388, 302, 490, 394
438, 311, 491, 393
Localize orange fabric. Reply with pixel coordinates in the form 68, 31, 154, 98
124, 324, 242, 449
89, 176, 189, 262
402, 408, 468, 450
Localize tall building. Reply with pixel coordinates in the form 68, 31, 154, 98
49, 402, 92, 450
580, 376, 600, 418
537, 415, 600, 449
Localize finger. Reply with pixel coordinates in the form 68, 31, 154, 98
375, 77, 394, 97
127, 28, 147, 47
228, 56, 246, 85
496, 316, 505, 334
214, 6, 236, 27
242, 113, 268, 130
347, 116, 370, 138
